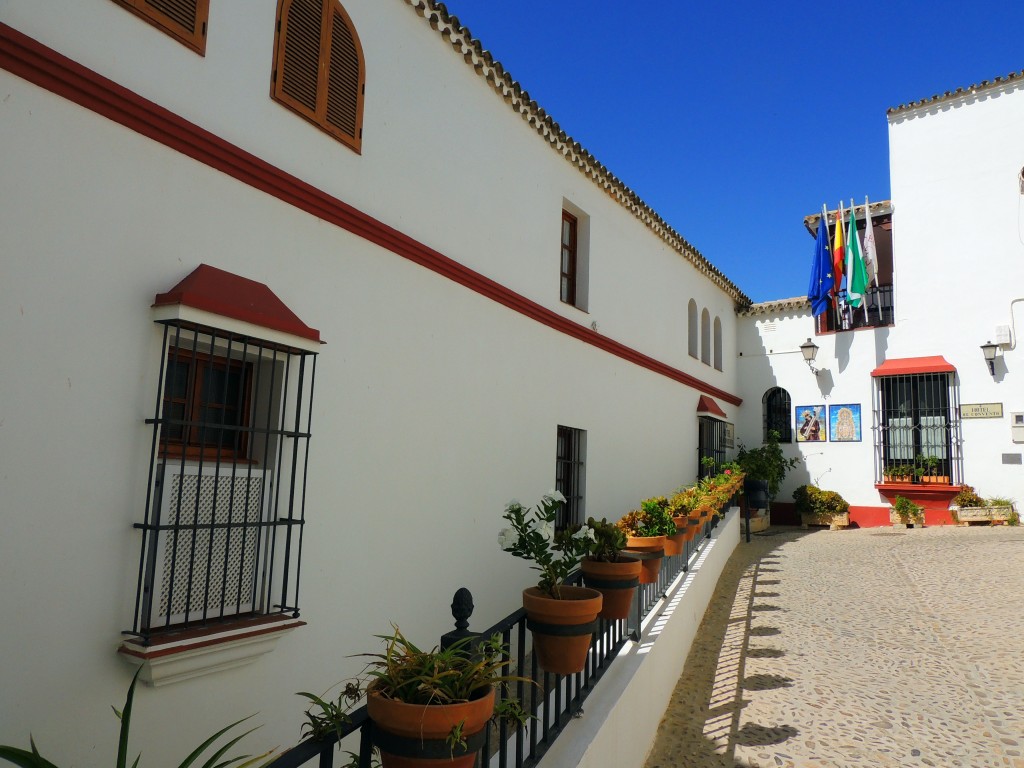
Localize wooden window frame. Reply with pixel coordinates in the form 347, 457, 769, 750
110, 0, 210, 55
271, 0, 366, 153
560, 210, 578, 306
161, 348, 253, 462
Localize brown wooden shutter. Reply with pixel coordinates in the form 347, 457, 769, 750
276, 0, 326, 120
271, 0, 365, 153
325, 7, 360, 139
112, 0, 209, 54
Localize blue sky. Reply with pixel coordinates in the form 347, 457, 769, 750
443, 0, 1024, 302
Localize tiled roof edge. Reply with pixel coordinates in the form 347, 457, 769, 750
737, 297, 810, 317
887, 69, 1024, 116
404, 0, 751, 306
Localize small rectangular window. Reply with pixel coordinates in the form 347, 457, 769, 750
560, 211, 578, 306
555, 426, 586, 530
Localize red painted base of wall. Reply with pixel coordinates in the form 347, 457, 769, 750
848, 506, 891, 528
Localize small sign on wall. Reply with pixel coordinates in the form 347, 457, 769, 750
961, 403, 1003, 419
724, 422, 735, 448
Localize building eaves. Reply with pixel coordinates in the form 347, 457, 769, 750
737, 297, 810, 317
802, 200, 894, 237
404, 0, 751, 306
887, 69, 1024, 117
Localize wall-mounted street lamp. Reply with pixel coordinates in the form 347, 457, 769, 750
980, 340, 999, 375
800, 338, 820, 375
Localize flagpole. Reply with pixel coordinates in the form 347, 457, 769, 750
866, 195, 883, 325
822, 203, 831, 335
852, 198, 868, 324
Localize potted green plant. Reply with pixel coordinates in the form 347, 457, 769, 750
736, 430, 798, 508
952, 487, 1018, 525
915, 454, 948, 484
883, 463, 914, 484
499, 491, 602, 675
578, 517, 642, 620
0, 668, 272, 768
300, 628, 530, 768
617, 497, 676, 584
890, 495, 924, 527
793, 484, 850, 529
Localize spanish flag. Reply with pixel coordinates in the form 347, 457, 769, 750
832, 202, 846, 295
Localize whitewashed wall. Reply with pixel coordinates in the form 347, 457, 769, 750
735, 305, 883, 506
889, 84, 1024, 501
0, 0, 741, 761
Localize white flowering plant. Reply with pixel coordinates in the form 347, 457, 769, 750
498, 491, 595, 599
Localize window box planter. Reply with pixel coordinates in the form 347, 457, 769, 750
952, 504, 1016, 524
800, 511, 850, 530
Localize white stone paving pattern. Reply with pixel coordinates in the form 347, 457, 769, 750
644, 526, 1024, 768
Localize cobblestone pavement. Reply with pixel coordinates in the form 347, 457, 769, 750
644, 525, 1024, 768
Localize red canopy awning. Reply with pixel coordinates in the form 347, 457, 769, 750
154, 264, 321, 342
871, 356, 955, 377
696, 395, 727, 418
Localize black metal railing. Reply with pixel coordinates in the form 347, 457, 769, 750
816, 284, 894, 333
267, 507, 731, 768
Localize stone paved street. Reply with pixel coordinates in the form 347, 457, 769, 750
644, 526, 1024, 768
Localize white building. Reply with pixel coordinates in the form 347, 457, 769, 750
3, 0, 1022, 762
737, 72, 1024, 527
0, 0, 745, 761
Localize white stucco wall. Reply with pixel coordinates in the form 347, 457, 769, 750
888, 84, 1024, 499
0, 1, 743, 761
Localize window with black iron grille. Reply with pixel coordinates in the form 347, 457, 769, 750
127, 321, 317, 642
111, 0, 210, 54
763, 387, 793, 443
555, 426, 585, 530
698, 416, 727, 477
272, 0, 365, 153
874, 372, 961, 485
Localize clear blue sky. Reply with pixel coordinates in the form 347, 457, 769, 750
443, 0, 1024, 302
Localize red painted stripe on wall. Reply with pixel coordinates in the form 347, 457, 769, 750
0, 22, 742, 407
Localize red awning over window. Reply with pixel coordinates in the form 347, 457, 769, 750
153, 264, 321, 342
870, 356, 955, 377
696, 395, 727, 418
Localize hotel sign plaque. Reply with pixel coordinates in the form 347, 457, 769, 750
961, 403, 1003, 419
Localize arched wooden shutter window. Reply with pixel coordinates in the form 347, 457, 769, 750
273, 0, 365, 153
112, 0, 210, 54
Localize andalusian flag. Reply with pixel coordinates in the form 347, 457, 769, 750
846, 206, 869, 308
831, 202, 845, 295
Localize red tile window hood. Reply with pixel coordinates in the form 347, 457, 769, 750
870, 356, 955, 377
696, 395, 727, 418
152, 264, 321, 347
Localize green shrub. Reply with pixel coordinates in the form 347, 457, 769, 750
952, 485, 984, 507
892, 495, 923, 524
793, 485, 850, 523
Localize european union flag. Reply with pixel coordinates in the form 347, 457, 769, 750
807, 213, 833, 317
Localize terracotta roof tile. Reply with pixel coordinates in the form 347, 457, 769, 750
887, 70, 1024, 116
405, 0, 751, 306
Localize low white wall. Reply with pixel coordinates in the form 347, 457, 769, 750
537, 507, 741, 768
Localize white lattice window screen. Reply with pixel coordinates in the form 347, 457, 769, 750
886, 416, 914, 462
920, 415, 948, 459
158, 470, 267, 623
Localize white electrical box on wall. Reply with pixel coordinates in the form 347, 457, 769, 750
1012, 412, 1024, 443
995, 325, 1012, 345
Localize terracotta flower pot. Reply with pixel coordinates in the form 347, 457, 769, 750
522, 586, 602, 675
684, 517, 701, 542
580, 556, 641, 620
367, 687, 495, 768
663, 516, 688, 556
623, 535, 666, 584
